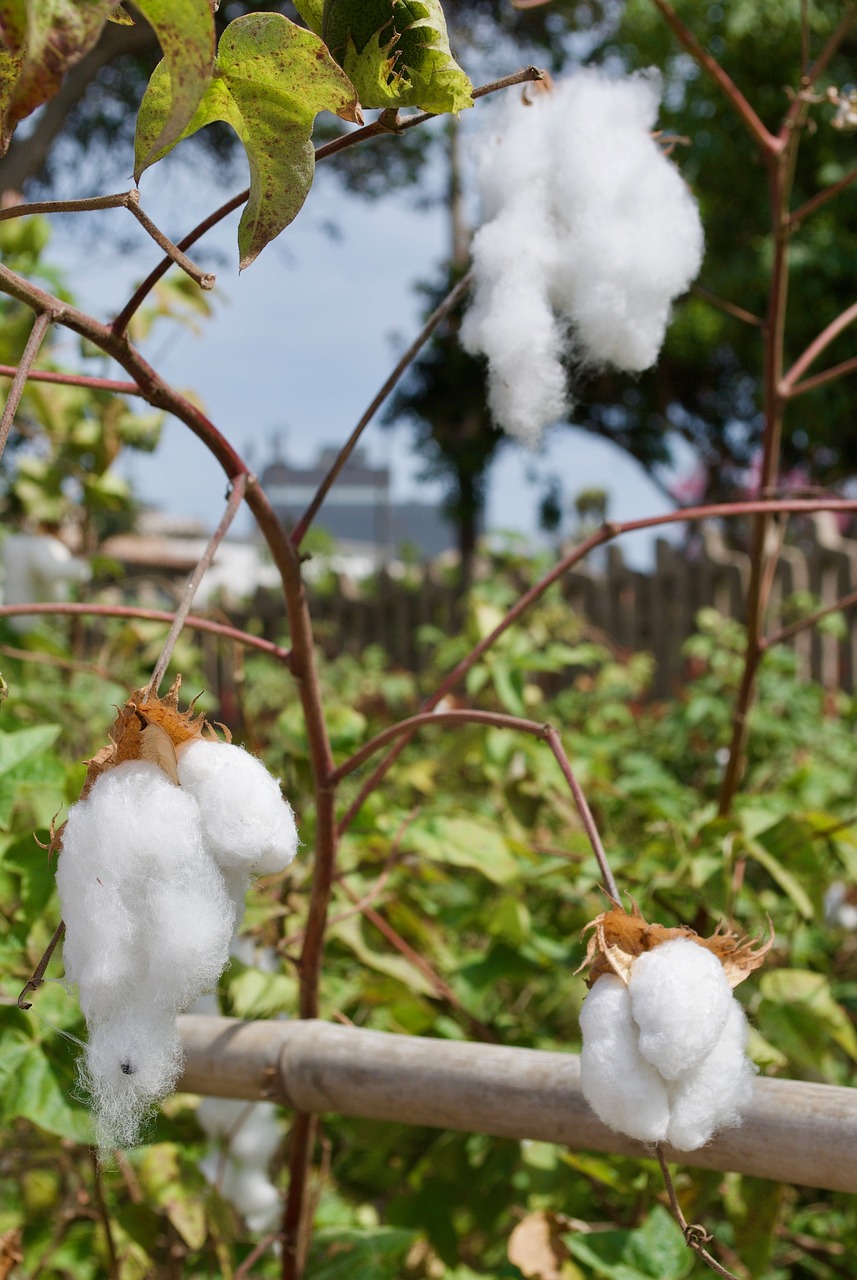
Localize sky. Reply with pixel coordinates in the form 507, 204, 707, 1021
48, 106, 678, 569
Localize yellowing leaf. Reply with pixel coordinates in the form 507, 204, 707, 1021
134, 12, 360, 268
322, 0, 473, 113
131, 0, 216, 171
292, 0, 324, 35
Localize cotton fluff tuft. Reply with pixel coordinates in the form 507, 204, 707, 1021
56, 760, 235, 1147
461, 69, 704, 443
177, 740, 299, 875
198, 1098, 282, 1234
579, 938, 756, 1151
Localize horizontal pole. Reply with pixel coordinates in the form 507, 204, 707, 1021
177, 1016, 857, 1193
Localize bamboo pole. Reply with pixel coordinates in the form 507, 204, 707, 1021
177, 1016, 857, 1194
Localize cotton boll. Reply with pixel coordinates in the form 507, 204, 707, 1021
84, 1009, 183, 1148
143, 878, 234, 1012
197, 1097, 251, 1140
228, 1166, 282, 1233
228, 1101, 282, 1167
579, 974, 670, 1143
666, 998, 756, 1151
177, 740, 299, 874
629, 938, 732, 1080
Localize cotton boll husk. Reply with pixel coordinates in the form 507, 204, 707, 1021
629, 938, 733, 1081
84, 1009, 183, 1148
579, 974, 670, 1143
176, 740, 298, 874
666, 998, 756, 1151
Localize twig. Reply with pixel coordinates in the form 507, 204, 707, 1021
778, 5, 857, 144
0, 364, 142, 394
0, 643, 113, 682
650, 0, 780, 157
0, 311, 52, 458
781, 299, 857, 393
789, 165, 857, 228
18, 920, 65, 1010
235, 1231, 281, 1279
0, 601, 292, 664
690, 283, 764, 327
787, 353, 857, 398
0, 190, 215, 291
111, 67, 544, 334
656, 1147, 744, 1280
762, 586, 857, 649
290, 271, 473, 546
88, 1148, 119, 1279
143, 472, 249, 697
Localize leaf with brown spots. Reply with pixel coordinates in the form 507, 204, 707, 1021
576, 902, 772, 989
134, 11, 360, 268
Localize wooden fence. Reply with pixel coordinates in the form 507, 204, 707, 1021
226, 514, 857, 699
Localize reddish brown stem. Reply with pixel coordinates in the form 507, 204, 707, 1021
650, 0, 780, 157
144, 473, 248, 696
0, 364, 141, 394
781, 300, 857, 393
690, 283, 763, 328
777, 4, 857, 146
0, 601, 292, 663
290, 271, 473, 547
762, 587, 857, 650
656, 1147, 742, 1280
788, 353, 857, 397
789, 165, 857, 228
0, 311, 52, 458
18, 921, 65, 1010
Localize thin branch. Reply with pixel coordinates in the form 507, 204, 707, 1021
0, 364, 142, 395
337, 495, 857, 835
18, 921, 65, 1010
0, 602, 292, 665
762, 586, 857, 650
235, 1232, 281, 1279
656, 1147, 743, 1280
781, 299, 857, 393
789, 165, 857, 228
144, 472, 249, 697
0, 189, 215, 292
88, 1148, 119, 1279
690, 283, 764, 327
291, 272, 473, 545
787, 352, 857, 397
543, 725, 619, 903
111, 67, 545, 334
0, 643, 112, 682
650, 0, 780, 156
0, 311, 52, 457
124, 194, 216, 292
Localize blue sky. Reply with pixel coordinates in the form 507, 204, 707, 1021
49, 114, 676, 568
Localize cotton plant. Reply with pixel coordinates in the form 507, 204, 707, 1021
198, 1098, 283, 1234
54, 677, 299, 1148
461, 69, 705, 444
576, 903, 771, 1152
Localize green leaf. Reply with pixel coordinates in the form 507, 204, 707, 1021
331, 916, 436, 996
404, 815, 521, 884
0, 724, 60, 780
0, 0, 120, 154
322, 0, 473, 113
308, 1226, 418, 1280
742, 835, 814, 919
564, 1206, 692, 1280
759, 968, 857, 1064
0, 1028, 92, 1142
135, 12, 359, 268
292, 0, 324, 35
131, 0, 215, 172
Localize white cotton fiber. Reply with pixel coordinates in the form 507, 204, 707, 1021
462, 70, 704, 442
629, 938, 732, 1080
666, 998, 756, 1151
57, 760, 235, 1147
198, 1098, 282, 1232
579, 974, 670, 1143
177, 740, 299, 875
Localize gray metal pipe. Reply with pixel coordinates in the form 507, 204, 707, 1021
177, 1015, 857, 1193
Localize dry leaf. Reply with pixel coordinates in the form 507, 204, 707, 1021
576, 902, 773, 989
508, 1212, 569, 1280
